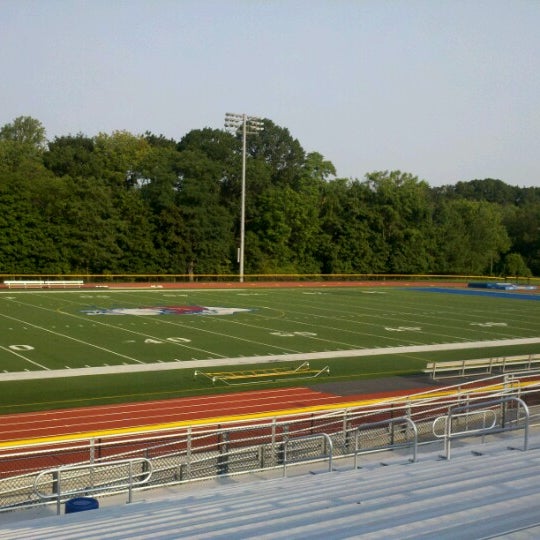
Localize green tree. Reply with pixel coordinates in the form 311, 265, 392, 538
152, 205, 191, 274
0, 118, 75, 273
6, 115, 537, 279
363, 171, 435, 273
174, 146, 235, 274
58, 176, 123, 273
449, 178, 520, 205
249, 120, 306, 189
112, 188, 159, 273
139, 144, 183, 213
0, 117, 47, 172
0, 163, 71, 273
43, 134, 101, 179
434, 199, 510, 275
318, 179, 381, 274
502, 253, 532, 279
248, 187, 294, 273
93, 131, 151, 189
503, 202, 540, 276
0, 116, 46, 149
303, 151, 336, 182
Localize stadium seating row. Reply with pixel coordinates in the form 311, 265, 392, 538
3, 280, 84, 288
425, 354, 540, 378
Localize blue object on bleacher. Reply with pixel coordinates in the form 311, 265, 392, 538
65, 497, 99, 514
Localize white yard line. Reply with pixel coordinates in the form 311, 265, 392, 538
0, 346, 50, 370
1, 337, 540, 381
0, 313, 144, 365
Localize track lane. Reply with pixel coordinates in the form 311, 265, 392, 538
0, 388, 349, 443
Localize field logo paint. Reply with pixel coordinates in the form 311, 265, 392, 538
82, 306, 252, 316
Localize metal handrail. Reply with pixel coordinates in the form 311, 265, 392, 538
433, 409, 497, 438
282, 433, 333, 477
435, 397, 530, 459
353, 416, 418, 467
33, 457, 153, 514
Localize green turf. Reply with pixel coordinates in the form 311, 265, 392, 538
1, 286, 539, 412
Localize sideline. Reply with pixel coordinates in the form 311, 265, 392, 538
1, 337, 540, 381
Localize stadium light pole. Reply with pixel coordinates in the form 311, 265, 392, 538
224, 113, 264, 283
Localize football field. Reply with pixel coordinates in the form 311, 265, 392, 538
1, 285, 539, 411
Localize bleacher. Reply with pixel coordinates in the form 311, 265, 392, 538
3, 280, 84, 289
3, 432, 540, 539
425, 354, 540, 379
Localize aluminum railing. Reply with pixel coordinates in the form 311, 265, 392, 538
33, 458, 153, 515
352, 416, 418, 468
433, 396, 530, 459
281, 433, 334, 477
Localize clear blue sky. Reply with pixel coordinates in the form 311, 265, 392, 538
2, 0, 539, 187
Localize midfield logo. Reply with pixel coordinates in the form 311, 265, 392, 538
82, 306, 252, 316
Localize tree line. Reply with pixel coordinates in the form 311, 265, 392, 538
1, 116, 538, 278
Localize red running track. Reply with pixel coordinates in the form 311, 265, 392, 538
0, 387, 360, 444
